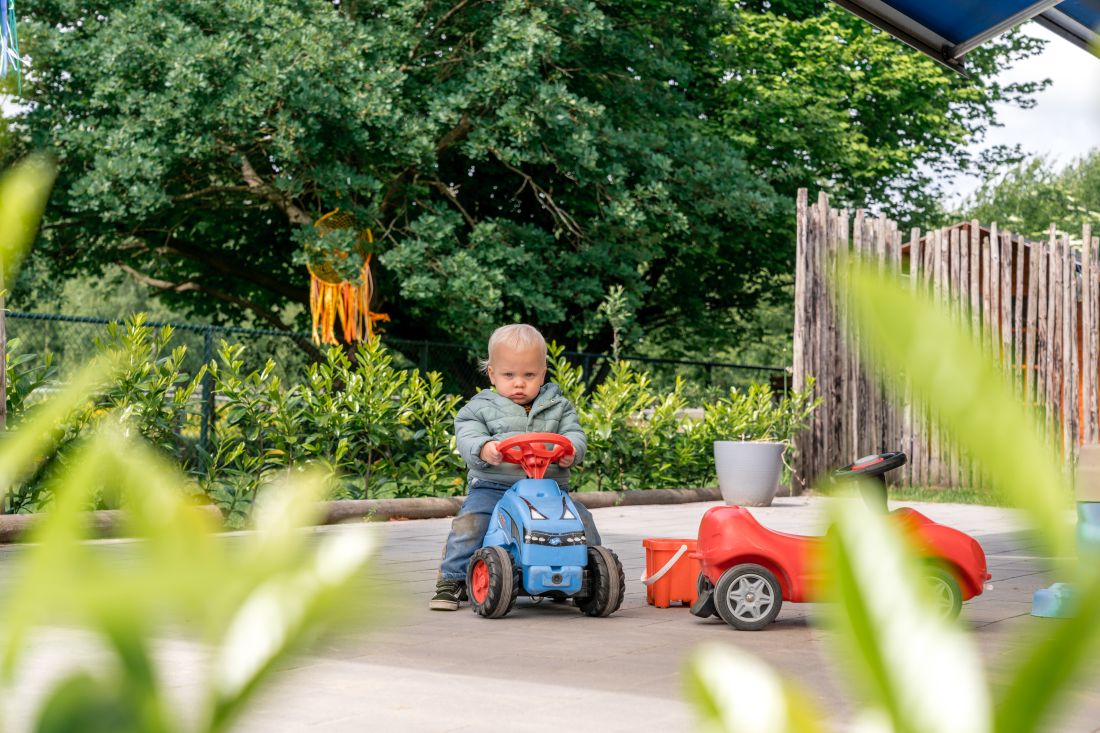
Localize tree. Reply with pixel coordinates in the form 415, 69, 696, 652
8, 0, 783, 353
718, 2, 1048, 225
6, 0, 1046, 357
958, 151, 1100, 240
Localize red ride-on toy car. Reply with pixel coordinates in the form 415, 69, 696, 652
690, 452, 991, 630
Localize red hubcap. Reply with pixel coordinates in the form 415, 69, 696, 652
471, 560, 490, 603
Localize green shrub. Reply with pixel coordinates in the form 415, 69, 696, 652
5, 328, 814, 514
3, 316, 205, 513
4, 337, 57, 423
549, 345, 816, 492
201, 342, 297, 526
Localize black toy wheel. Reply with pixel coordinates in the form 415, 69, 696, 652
467, 546, 519, 619
714, 564, 783, 631
923, 565, 963, 620
574, 546, 625, 617
690, 572, 717, 618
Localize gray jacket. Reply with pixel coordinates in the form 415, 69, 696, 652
454, 383, 587, 487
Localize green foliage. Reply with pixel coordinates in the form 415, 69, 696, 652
547, 347, 816, 492
958, 151, 1100, 240
684, 262, 1100, 732
719, 4, 1047, 224
200, 338, 466, 522
95, 316, 206, 457
702, 380, 818, 444
8, 0, 1044, 356
0, 154, 55, 290
390, 369, 466, 498
596, 285, 634, 360
4, 337, 57, 421
6, 330, 815, 511
10, 0, 783, 352
546, 341, 586, 407
0, 150, 375, 733
572, 361, 670, 492
202, 343, 297, 525
0, 413, 377, 732
3, 316, 205, 513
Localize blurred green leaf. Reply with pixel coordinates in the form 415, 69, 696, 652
0, 155, 56, 289
0, 358, 112, 503
32, 672, 162, 733
1, 420, 377, 730
208, 515, 376, 731
685, 644, 825, 733
842, 262, 1073, 562
822, 495, 991, 733
993, 565, 1100, 733
840, 260, 1100, 733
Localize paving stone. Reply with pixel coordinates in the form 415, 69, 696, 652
1, 496, 1097, 731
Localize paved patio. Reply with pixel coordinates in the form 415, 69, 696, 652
2, 496, 1098, 732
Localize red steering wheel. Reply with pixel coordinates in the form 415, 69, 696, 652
496, 433, 575, 479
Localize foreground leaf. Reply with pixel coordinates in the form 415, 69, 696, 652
993, 564, 1100, 733
842, 263, 1073, 563
0, 154, 55, 289
822, 496, 991, 733
684, 644, 825, 733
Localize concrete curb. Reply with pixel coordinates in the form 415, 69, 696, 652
0, 487, 723, 542
0, 506, 226, 544
321, 486, 722, 523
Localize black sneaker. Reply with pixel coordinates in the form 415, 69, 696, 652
429, 579, 466, 611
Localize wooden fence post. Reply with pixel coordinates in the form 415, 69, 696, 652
1026, 238, 1040, 409
793, 189, 810, 490
1086, 227, 1099, 444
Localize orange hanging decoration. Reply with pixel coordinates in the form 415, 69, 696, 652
308, 209, 389, 345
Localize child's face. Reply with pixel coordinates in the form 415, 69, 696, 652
487, 344, 546, 405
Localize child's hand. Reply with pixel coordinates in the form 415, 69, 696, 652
558, 453, 575, 468
480, 441, 503, 465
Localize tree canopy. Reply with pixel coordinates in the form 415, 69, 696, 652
6, 0, 1046, 354
959, 151, 1100, 240
718, 1, 1047, 223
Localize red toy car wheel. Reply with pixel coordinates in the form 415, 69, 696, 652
470, 559, 490, 604
923, 565, 963, 620
466, 546, 519, 619
714, 564, 783, 631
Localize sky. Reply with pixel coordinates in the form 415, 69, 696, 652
947, 22, 1100, 203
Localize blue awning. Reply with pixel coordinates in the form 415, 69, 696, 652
833, 0, 1100, 71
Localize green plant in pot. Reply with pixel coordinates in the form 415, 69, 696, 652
706, 380, 818, 506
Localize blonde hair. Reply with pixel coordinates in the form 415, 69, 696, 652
480, 324, 547, 373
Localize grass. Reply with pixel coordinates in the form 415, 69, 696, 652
813, 482, 1018, 507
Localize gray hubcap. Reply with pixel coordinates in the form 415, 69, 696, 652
725, 574, 775, 622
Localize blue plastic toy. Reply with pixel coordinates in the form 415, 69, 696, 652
1032, 447, 1100, 618
466, 433, 625, 619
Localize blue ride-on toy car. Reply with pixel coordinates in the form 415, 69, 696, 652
466, 432, 625, 619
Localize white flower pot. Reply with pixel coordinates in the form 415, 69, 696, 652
713, 440, 785, 507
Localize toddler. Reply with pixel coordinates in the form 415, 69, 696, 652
429, 323, 601, 610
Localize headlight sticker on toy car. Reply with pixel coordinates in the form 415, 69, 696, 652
523, 530, 585, 546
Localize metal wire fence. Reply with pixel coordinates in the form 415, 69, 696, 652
4, 311, 789, 447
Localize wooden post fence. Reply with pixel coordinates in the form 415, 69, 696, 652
793, 189, 1096, 489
